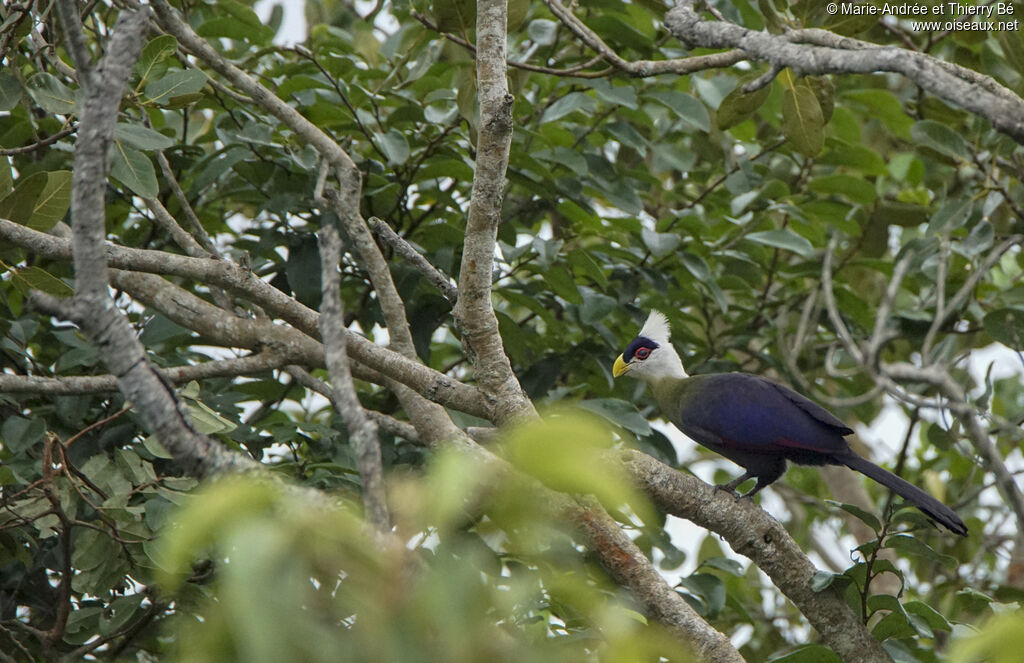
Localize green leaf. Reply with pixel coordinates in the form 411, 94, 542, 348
591, 80, 639, 110
842, 89, 913, 138
528, 18, 558, 46
542, 92, 598, 123
503, 410, 654, 522
144, 69, 208, 106
543, 264, 582, 304
680, 252, 711, 282
803, 76, 835, 124
677, 573, 726, 618
0, 172, 47, 225
185, 397, 237, 435
904, 600, 952, 633
641, 228, 681, 258
0, 156, 11, 199
26, 73, 78, 114
698, 556, 745, 576
580, 292, 617, 325
884, 533, 958, 569
818, 143, 887, 176
110, 141, 159, 198
983, 308, 1024, 350
199, 3, 274, 43
29, 170, 72, 231
809, 570, 851, 592
578, 398, 651, 436
782, 84, 824, 157
136, 35, 178, 84
745, 229, 815, 258
716, 74, 772, 130
567, 248, 608, 289
958, 220, 994, 258
825, 499, 881, 533
927, 197, 972, 234
911, 119, 969, 161
1, 416, 46, 453
808, 174, 876, 206
432, 0, 475, 32
646, 90, 710, 132
155, 478, 279, 589
143, 435, 175, 459
0, 72, 22, 111
378, 129, 411, 165
115, 123, 175, 150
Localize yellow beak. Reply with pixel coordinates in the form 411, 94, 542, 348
612, 354, 629, 378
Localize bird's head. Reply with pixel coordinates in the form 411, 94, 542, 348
612, 310, 687, 384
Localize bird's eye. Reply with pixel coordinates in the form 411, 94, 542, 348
635, 347, 651, 360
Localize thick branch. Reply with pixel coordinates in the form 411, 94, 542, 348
572, 501, 744, 662
103, 268, 489, 419
453, 0, 534, 424
0, 219, 489, 419
44, 6, 254, 479
664, 1, 1024, 145
623, 450, 893, 663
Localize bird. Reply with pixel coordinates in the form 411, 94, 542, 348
612, 310, 967, 536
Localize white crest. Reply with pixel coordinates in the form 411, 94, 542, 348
638, 310, 671, 343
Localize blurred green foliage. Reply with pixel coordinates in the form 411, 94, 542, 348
0, 0, 1022, 660
157, 439, 691, 663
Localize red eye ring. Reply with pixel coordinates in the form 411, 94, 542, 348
635, 347, 651, 360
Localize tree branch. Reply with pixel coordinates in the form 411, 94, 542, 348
43, 5, 254, 479
664, 1, 1024, 145
318, 222, 390, 531
369, 216, 458, 305
0, 219, 490, 419
571, 500, 744, 662
622, 450, 894, 663
543, 0, 746, 77
0, 351, 302, 395
452, 0, 534, 425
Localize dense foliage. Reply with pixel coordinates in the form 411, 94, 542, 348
0, 0, 1022, 661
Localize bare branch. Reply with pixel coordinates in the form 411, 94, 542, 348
0, 351, 302, 395
664, 1, 1024, 144
571, 499, 744, 663
923, 234, 1024, 360
143, 196, 208, 258
543, 0, 746, 77
369, 216, 458, 305
286, 366, 420, 443
623, 450, 894, 663
821, 236, 864, 364
453, 0, 535, 425
52, 0, 91, 75
0, 219, 490, 419
154, 150, 221, 257
41, 6, 253, 479
883, 361, 1024, 534
318, 223, 390, 531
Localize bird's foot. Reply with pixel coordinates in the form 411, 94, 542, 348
713, 482, 741, 497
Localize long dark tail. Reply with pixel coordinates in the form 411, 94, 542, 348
841, 454, 968, 536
